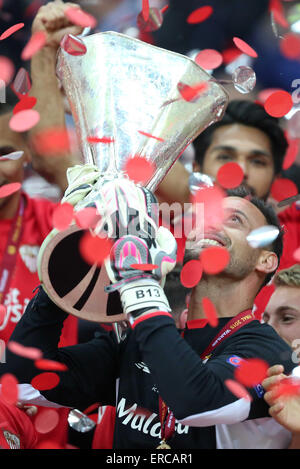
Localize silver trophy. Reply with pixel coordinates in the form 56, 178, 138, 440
38, 32, 228, 323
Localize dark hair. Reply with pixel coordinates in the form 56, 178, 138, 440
193, 100, 288, 175
226, 186, 284, 288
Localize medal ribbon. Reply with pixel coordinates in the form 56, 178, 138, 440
157, 309, 255, 447
0, 195, 25, 304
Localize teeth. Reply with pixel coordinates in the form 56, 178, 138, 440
198, 239, 222, 247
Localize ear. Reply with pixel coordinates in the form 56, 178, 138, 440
256, 250, 278, 276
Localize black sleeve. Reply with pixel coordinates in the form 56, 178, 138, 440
0, 287, 119, 410
133, 316, 294, 425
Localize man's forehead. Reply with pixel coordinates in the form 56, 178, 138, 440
223, 196, 267, 227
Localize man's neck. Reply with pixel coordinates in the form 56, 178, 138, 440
0, 192, 21, 220
187, 275, 256, 321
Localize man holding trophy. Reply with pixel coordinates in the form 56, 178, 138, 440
0, 30, 297, 449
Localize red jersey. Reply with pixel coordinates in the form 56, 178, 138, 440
0, 398, 38, 449
0, 192, 77, 346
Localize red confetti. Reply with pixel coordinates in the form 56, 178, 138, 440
216, 162, 244, 189
161, 5, 169, 14
233, 37, 258, 58
225, 379, 252, 401
269, 0, 289, 28
0, 304, 6, 325
75, 207, 101, 230
130, 263, 158, 270
257, 88, 283, 104
0, 183, 22, 198
9, 109, 40, 132
34, 408, 59, 434
0, 56, 15, 84
0, 23, 24, 40
34, 359, 68, 372
270, 178, 298, 202
52, 203, 74, 231
264, 90, 293, 118
21, 30, 47, 60
0, 374, 19, 405
234, 358, 269, 387
283, 139, 299, 170
60, 34, 87, 56
293, 247, 300, 263
271, 378, 300, 400
222, 47, 242, 65
87, 136, 114, 144
124, 156, 155, 185
13, 96, 37, 114
192, 184, 225, 232
83, 402, 100, 415
201, 246, 230, 275
177, 81, 208, 102
202, 297, 218, 327
254, 283, 275, 321
195, 49, 223, 70
79, 231, 112, 266
7, 341, 42, 360
142, 0, 150, 21
32, 127, 73, 156
187, 6, 213, 24
31, 372, 60, 391
65, 7, 97, 29
280, 33, 300, 60
138, 130, 164, 142
180, 260, 203, 288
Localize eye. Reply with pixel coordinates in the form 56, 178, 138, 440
226, 213, 243, 225
251, 158, 267, 167
280, 315, 296, 325
216, 154, 232, 162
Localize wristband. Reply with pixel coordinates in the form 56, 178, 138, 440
119, 279, 171, 316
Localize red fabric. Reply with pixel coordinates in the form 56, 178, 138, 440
0, 397, 38, 449
92, 406, 116, 449
0, 192, 78, 347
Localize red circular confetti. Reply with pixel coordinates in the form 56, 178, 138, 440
32, 127, 73, 156
270, 178, 298, 202
283, 139, 299, 170
187, 6, 213, 24
271, 378, 300, 400
192, 184, 225, 232
0, 304, 6, 325
0, 23, 24, 41
7, 341, 42, 360
34, 359, 68, 372
270, 0, 289, 28
142, 0, 150, 21
201, 246, 230, 275
280, 33, 300, 60
180, 260, 203, 288
60, 34, 87, 56
257, 88, 283, 104
9, 109, 40, 132
264, 90, 293, 118
233, 37, 258, 58
83, 402, 100, 415
202, 297, 218, 327
177, 81, 208, 102
216, 162, 244, 189
13, 96, 37, 114
0, 183, 22, 199
34, 408, 60, 434
234, 358, 269, 387
65, 7, 97, 28
52, 203, 74, 231
79, 231, 112, 266
124, 156, 155, 185
222, 47, 242, 65
225, 379, 252, 401
0, 374, 19, 405
75, 207, 101, 230
138, 130, 164, 142
21, 30, 47, 60
130, 263, 158, 271
31, 372, 60, 391
293, 247, 300, 263
87, 136, 115, 144
0, 56, 15, 84
195, 49, 223, 70
161, 4, 169, 14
